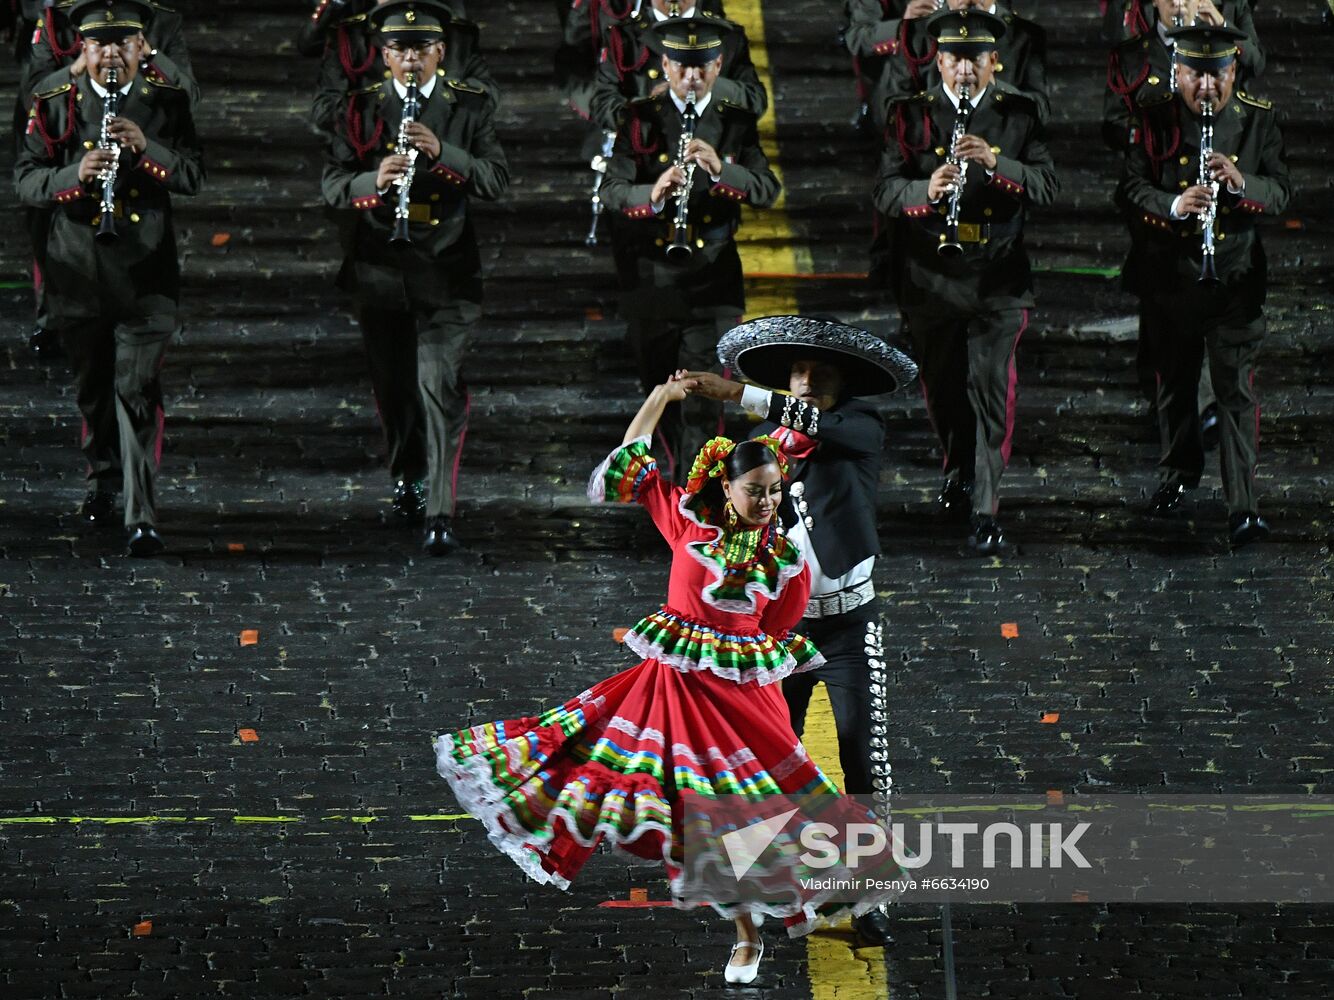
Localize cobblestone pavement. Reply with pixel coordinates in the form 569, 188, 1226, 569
1, 1, 1332, 998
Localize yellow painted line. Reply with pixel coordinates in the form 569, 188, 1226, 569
724, 0, 808, 319
803, 684, 891, 998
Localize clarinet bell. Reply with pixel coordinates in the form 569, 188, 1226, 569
937, 236, 964, 258
664, 239, 693, 264
1198, 254, 1219, 285
95, 214, 119, 246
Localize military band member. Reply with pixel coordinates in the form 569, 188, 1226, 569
841, 0, 909, 131
873, 9, 1057, 555
1117, 24, 1289, 546
847, 0, 1047, 134
691, 316, 918, 949
599, 16, 779, 483
1104, 0, 1262, 151
303, 0, 496, 135
14, 0, 203, 556
322, 0, 508, 555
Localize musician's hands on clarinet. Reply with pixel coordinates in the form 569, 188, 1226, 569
952, 134, 997, 171
402, 122, 441, 162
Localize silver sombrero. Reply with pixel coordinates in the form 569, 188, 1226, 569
717, 316, 918, 397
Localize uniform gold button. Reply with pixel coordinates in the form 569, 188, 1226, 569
1148, 75, 1160, 86
655, 238, 664, 246
990, 145, 1000, 154
141, 87, 149, 95
702, 215, 711, 223
935, 146, 945, 156
431, 219, 440, 226
387, 142, 396, 151
658, 153, 669, 163
384, 70, 392, 78
996, 63, 1005, 72
1230, 154, 1239, 162
1220, 207, 1230, 215
983, 207, 993, 217
1179, 180, 1188, 188
648, 69, 659, 79
695, 238, 704, 248
1217, 232, 1225, 240
130, 189, 139, 197
130, 213, 140, 223
84, 140, 95, 150
1179, 156, 1189, 165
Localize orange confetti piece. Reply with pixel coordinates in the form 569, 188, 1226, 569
132, 920, 152, 936
629, 888, 648, 903
239, 629, 259, 646
211, 232, 231, 247
612, 628, 629, 644
227, 543, 245, 553
1041, 712, 1060, 724
1046, 790, 1064, 805
238, 728, 259, 743
1001, 622, 1019, 638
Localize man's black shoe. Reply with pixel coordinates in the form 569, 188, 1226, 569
391, 479, 427, 520
126, 524, 165, 557
938, 478, 973, 523
28, 327, 64, 359
1200, 403, 1220, 451
1229, 512, 1270, 548
968, 514, 1004, 556
1146, 482, 1189, 517
423, 516, 460, 557
852, 908, 894, 947
80, 491, 117, 526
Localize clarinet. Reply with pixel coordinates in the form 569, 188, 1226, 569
585, 130, 615, 247
938, 84, 971, 258
1197, 100, 1219, 285
95, 67, 122, 246
390, 72, 421, 247
664, 89, 698, 264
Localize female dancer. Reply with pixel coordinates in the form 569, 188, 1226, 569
436, 373, 900, 984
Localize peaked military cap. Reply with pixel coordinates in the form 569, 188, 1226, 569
927, 8, 1007, 55
370, 0, 453, 44
642, 16, 737, 67
1167, 23, 1248, 72
68, 0, 153, 40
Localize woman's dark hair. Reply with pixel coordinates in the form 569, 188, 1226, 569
725, 439, 782, 481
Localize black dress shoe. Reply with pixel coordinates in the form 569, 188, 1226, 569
1200, 403, 1220, 452
391, 479, 427, 520
1229, 512, 1270, 548
423, 516, 459, 557
1145, 482, 1189, 517
938, 478, 973, 523
968, 513, 1004, 556
79, 490, 117, 526
126, 524, 165, 557
28, 327, 64, 359
852, 908, 894, 947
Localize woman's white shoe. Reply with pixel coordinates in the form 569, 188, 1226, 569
724, 938, 764, 985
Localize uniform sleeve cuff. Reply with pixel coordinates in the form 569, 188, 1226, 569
740, 384, 772, 418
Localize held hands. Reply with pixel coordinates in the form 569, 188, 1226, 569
658, 369, 699, 403
953, 134, 997, 171
402, 121, 442, 161
376, 154, 412, 190
904, 0, 939, 19
681, 371, 743, 403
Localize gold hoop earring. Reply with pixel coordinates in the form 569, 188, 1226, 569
724, 498, 738, 528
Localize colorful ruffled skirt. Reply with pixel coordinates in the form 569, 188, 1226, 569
435, 612, 905, 935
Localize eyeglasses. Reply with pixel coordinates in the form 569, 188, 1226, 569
383, 42, 441, 57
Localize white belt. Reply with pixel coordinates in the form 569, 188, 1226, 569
805, 580, 875, 620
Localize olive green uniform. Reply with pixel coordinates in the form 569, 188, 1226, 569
14, 70, 203, 527
322, 72, 508, 519
1117, 90, 1290, 515
600, 91, 779, 480
874, 82, 1058, 517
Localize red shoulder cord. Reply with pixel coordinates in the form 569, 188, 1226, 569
1106, 46, 1150, 115
629, 116, 659, 158
344, 95, 384, 161
44, 13, 81, 61
337, 23, 378, 81
606, 24, 649, 82
31, 87, 78, 159
1128, 5, 1151, 37
892, 101, 932, 164
900, 20, 936, 91
1140, 105, 1180, 183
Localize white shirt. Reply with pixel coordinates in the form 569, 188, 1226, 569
739, 386, 875, 598
650, 4, 696, 20
393, 74, 438, 101
89, 76, 134, 100
942, 81, 986, 112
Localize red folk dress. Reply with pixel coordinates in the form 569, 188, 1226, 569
435, 437, 898, 933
